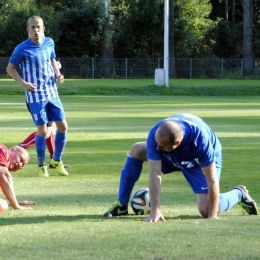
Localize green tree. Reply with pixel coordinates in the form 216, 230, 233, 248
252, 0, 260, 57
112, 0, 164, 58
174, 0, 217, 58
0, 3, 55, 55
56, 1, 104, 57
209, 0, 244, 58
243, 0, 253, 72
213, 20, 235, 58
35, 0, 85, 11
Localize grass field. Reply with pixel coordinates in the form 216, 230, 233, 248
1, 78, 260, 96
0, 88, 260, 259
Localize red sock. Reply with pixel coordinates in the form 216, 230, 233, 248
19, 132, 37, 149
46, 134, 56, 159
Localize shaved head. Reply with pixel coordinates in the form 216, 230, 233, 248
156, 121, 183, 143
27, 15, 44, 27
13, 146, 30, 163
155, 121, 183, 152
8, 146, 30, 171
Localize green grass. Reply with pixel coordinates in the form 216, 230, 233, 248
1, 94, 260, 259
1, 78, 260, 95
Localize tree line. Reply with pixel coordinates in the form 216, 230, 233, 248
0, 0, 258, 63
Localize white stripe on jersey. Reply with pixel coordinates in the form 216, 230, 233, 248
9, 37, 59, 103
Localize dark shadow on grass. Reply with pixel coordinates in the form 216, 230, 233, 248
0, 213, 204, 226
166, 214, 203, 220
99, 214, 203, 221
0, 214, 90, 226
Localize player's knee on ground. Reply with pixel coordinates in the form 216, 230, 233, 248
129, 142, 147, 162
198, 206, 208, 217
197, 194, 209, 217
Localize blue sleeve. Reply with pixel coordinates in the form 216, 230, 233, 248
195, 129, 216, 167
9, 45, 22, 66
147, 124, 163, 161
49, 38, 56, 59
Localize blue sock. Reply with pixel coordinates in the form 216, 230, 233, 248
36, 134, 46, 166
219, 189, 242, 213
118, 156, 143, 207
53, 131, 67, 161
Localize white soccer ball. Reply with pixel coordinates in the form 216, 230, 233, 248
130, 188, 151, 215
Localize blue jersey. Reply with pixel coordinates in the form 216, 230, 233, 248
147, 113, 222, 170
9, 37, 58, 103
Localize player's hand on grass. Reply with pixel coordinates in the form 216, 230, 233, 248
18, 200, 36, 206
145, 208, 166, 222
208, 215, 220, 220
15, 205, 34, 210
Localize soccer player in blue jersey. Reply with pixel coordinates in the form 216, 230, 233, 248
103, 113, 258, 219
6, 15, 69, 177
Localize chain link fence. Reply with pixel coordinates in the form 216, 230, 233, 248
1, 57, 260, 79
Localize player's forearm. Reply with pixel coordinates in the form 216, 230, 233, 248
51, 59, 61, 77
6, 67, 26, 87
0, 171, 20, 209
202, 163, 219, 217
149, 171, 162, 210
207, 181, 219, 217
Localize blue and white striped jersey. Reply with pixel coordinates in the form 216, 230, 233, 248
9, 37, 58, 103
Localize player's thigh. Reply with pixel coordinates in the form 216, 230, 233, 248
28, 102, 48, 125
181, 167, 208, 193
129, 142, 147, 161
47, 98, 66, 122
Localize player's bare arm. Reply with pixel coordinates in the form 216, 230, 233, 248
202, 162, 220, 219
0, 166, 32, 210
6, 63, 36, 92
51, 59, 64, 83
6, 200, 36, 206
146, 159, 166, 222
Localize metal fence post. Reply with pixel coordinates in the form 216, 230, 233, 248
190, 58, 192, 79
241, 58, 243, 78
158, 58, 160, 68
125, 58, 128, 79
221, 58, 224, 78
92, 58, 94, 79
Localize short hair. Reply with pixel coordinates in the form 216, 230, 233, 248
27, 15, 44, 27
156, 121, 182, 144
12, 146, 29, 163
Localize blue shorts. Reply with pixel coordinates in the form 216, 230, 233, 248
28, 97, 66, 126
161, 152, 222, 194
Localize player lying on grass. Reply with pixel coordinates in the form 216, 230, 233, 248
103, 113, 258, 220
0, 144, 36, 213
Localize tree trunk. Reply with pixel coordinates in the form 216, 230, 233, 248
101, 0, 114, 77
224, 0, 228, 20
243, 0, 253, 73
231, 0, 235, 47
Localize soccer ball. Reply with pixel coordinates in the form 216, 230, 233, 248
130, 188, 151, 215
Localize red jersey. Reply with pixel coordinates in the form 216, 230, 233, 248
0, 144, 10, 190
0, 144, 10, 168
